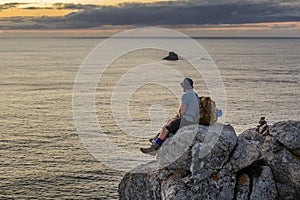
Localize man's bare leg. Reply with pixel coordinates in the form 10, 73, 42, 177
157, 127, 169, 140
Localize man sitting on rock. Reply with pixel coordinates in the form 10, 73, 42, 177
140, 78, 200, 155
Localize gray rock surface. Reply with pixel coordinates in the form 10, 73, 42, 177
235, 173, 250, 200
250, 166, 278, 200
270, 120, 300, 155
191, 172, 235, 200
161, 179, 193, 200
266, 146, 300, 199
227, 129, 262, 172
156, 124, 200, 171
118, 161, 170, 200
190, 124, 237, 182
118, 120, 300, 200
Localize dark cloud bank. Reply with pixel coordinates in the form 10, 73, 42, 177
0, 0, 300, 29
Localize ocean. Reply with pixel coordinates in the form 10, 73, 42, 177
0, 36, 299, 199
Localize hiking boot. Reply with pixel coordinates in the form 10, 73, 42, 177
140, 145, 158, 156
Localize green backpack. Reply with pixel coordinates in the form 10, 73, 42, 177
199, 97, 218, 126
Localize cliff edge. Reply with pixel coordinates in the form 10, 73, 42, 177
118, 120, 300, 200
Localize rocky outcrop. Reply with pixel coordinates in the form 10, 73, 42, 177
163, 52, 179, 60
118, 120, 300, 200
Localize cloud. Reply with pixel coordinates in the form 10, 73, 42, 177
53, 3, 99, 10
0, 3, 25, 11
0, 0, 300, 29
21, 6, 53, 10
271, 23, 297, 29
21, 3, 97, 10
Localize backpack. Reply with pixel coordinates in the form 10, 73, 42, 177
198, 97, 218, 126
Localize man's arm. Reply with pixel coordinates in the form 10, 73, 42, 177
178, 104, 187, 117
178, 93, 188, 117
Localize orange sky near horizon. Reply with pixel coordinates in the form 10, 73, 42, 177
0, 0, 168, 17
0, 8, 74, 17
1, 0, 167, 4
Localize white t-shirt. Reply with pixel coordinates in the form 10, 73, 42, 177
181, 89, 200, 122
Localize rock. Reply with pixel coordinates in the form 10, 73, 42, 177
250, 166, 278, 200
118, 161, 170, 200
227, 128, 262, 172
161, 179, 193, 200
156, 124, 200, 172
267, 147, 300, 199
156, 123, 237, 182
235, 174, 251, 200
191, 172, 236, 200
235, 166, 277, 200
119, 120, 300, 200
260, 120, 300, 199
275, 182, 297, 200
270, 120, 300, 156
163, 52, 178, 60
190, 124, 237, 182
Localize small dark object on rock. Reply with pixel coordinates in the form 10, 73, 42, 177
163, 52, 178, 61
257, 117, 269, 135
258, 117, 267, 125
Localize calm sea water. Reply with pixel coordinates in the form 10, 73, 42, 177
0, 36, 299, 199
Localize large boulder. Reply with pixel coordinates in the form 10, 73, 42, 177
161, 179, 193, 200
156, 124, 200, 172
227, 128, 262, 172
118, 120, 300, 200
118, 161, 170, 200
270, 120, 300, 155
156, 123, 237, 181
262, 137, 300, 199
190, 124, 237, 183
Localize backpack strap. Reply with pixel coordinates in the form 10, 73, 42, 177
192, 92, 201, 123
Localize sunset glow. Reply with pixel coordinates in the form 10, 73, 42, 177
0, 8, 74, 17
0, 0, 168, 17
1, 0, 299, 36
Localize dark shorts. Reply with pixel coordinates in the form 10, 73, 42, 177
165, 117, 194, 134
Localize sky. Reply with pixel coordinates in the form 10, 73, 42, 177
0, 0, 300, 37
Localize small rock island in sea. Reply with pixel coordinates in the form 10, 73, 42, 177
163, 52, 179, 61
118, 120, 300, 200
